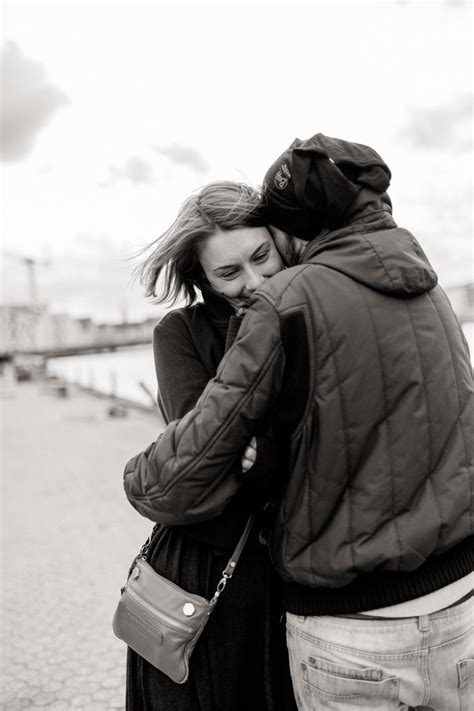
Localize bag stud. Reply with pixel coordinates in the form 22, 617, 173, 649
183, 603, 195, 616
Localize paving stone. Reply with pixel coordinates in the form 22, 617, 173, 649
70, 694, 94, 707
4, 699, 35, 710
108, 696, 126, 711
2, 383, 162, 709
11, 687, 42, 701
93, 687, 117, 702
42, 681, 65, 693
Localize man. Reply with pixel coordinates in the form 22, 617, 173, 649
124, 134, 473, 710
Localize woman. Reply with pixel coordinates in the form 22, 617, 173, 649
126, 181, 296, 710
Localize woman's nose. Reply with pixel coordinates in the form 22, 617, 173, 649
245, 271, 265, 293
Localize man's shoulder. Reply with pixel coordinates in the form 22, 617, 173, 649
255, 263, 320, 310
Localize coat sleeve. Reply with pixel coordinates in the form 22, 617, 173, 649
123, 294, 285, 526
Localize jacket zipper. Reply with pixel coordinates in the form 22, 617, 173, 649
126, 585, 195, 634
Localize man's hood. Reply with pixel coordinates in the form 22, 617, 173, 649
304, 226, 438, 298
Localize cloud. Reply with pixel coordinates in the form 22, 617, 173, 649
0, 42, 69, 162
400, 94, 473, 152
99, 144, 209, 188
153, 143, 209, 173
99, 156, 154, 188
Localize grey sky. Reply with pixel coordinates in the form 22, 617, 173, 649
1, 0, 472, 322
401, 94, 473, 151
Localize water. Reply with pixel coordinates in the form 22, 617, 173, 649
48, 344, 157, 407
463, 322, 474, 361
47, 323, 474, 410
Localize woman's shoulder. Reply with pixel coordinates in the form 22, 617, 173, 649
154, 303, 209, 333
153, 303, 215, 348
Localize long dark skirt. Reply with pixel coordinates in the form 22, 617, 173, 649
126, 525, 296, 711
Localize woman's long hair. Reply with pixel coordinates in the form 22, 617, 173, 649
138, 181, 267, 305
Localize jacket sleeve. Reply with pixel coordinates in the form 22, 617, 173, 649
124, 294, 285, 526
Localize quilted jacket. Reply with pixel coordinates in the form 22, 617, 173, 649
124, 205, 473, 591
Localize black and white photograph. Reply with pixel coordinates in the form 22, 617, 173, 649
1, 1, 473, 709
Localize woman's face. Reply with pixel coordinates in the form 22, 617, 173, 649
198, 226, 284, 309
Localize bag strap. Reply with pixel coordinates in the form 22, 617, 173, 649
209, 512, 256, 606
137, 512, 257, 607
137, 524, 160, 561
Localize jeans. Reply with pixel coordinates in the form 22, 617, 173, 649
286, 596, 473, 710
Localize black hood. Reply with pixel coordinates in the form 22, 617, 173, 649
263, 133, 392, 240
304, 224, 438, 298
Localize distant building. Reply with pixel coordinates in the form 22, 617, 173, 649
0, 286, 471, 358
0, 306, 68, 353
445, 283, 474, 324
0, 305, 41, 354
0, 305, 98, 354
0, 305, 159, 357
95, 318, 157, 346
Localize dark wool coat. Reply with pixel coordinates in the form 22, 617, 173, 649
124, 195, 473, 616
126, 292, 296, 711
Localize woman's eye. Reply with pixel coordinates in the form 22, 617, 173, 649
220, 270, 239, 280
254, 249, 270, 263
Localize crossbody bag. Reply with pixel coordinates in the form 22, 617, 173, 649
113, 513, 255, 684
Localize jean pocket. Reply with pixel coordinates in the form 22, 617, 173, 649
458, 659, 474, 711
303, 655, 399, 701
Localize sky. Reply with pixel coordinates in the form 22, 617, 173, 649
1, 0, 472, 323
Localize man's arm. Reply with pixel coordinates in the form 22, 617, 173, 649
123, 294, 285, 526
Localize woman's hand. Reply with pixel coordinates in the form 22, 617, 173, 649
241, 436, 257, 472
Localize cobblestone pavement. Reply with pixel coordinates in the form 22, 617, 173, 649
1, 380, 165, 710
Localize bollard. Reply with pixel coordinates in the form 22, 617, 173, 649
107, 403, 128, 418
110, 369, 117, 398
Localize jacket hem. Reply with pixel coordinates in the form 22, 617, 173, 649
283, 537, 473, 616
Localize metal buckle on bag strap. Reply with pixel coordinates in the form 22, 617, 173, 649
208, 513, 255, 610
209, 569, 233, 608
138, 537, 151, 562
